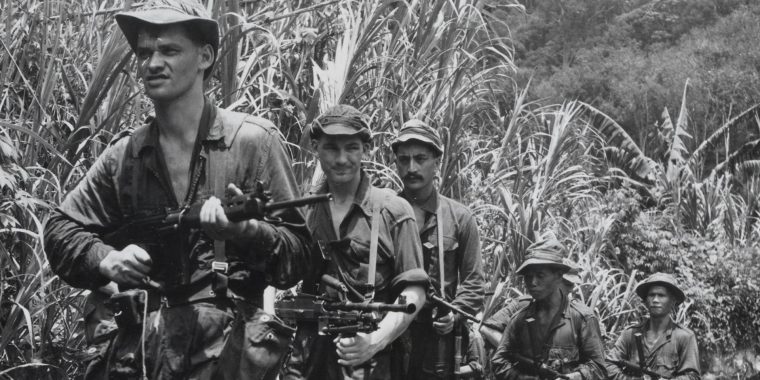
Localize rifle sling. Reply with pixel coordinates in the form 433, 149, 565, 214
437, 198, 445, 298
186, 100, 230, 298
366, 196, 380, 300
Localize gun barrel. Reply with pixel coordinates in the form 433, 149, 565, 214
324, 301, 416, 314
263, 193, 333, 212
609, 360, 670, 379
429, 294, 481, 324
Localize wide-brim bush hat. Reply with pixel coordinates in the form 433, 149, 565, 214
561, 259, 582, 284
115, 0, 219, 79
310, 104, 372, 142
635, 272, 686, 304
391, 119, 444, 155
516, 238, 571, 275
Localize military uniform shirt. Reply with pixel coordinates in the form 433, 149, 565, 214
605, 319, 700, 380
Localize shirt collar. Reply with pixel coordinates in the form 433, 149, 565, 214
639, 318, 676, 339
312, 170, 373, 217
400, 187, 438, 214
130, 100, 228, 158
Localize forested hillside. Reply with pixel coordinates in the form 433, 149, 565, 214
488, 0, 760, 172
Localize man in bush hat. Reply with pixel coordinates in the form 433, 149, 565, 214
605, 273, 700, 380
281, 104, 428, 379
480, 261, 582, 349
390, 118, 485, 379
491, 239, 606, 380
44, 0, 311, 378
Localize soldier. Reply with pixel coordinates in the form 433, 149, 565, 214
481, 263, 582, 348
606, 273, 701, 380
282, 105, 428, 379
390, 119, 485, 379
43, 1, 311, 378
491, 240, 606, 380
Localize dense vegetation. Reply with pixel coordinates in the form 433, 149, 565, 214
1, 0, 758, 378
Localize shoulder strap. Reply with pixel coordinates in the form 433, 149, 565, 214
366, 199, 380, 301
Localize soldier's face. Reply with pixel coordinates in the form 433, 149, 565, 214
523, 267, 563, 301
395, 143, 440, 193
313, 134, 370, 187
135, 25, 213, 103
646, 285, 675, 317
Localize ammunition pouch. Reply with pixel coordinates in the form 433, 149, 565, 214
216, 300, 295, 379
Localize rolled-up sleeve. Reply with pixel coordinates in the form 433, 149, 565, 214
244, 130, 312, 289
44, 149, 121, 290
452, 212, 484, 316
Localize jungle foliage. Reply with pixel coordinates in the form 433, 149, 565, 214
1, 0, 759, 378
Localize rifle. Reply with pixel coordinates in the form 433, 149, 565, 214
274, 275, 416, 336
512, 317, 570, 380
104, 182, 332, 248
427, 294, 482, 378
506, 352, 570, 380
608, 332, 671, 379
428, 294, 482, 324
608, 360, 671, 379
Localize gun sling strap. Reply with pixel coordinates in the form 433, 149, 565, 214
437, 199, 445, 297
366, 201, 380, 300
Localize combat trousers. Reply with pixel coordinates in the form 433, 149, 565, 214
407, 318, 459, 380
281, 323, 392, 380
84, 295, 290, 380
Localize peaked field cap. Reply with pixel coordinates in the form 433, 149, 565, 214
391, 119, 443, 155
635, 272, 686, 303
516, 251, 572, 275
115, 0, 219, 78
311, 104, 371, 140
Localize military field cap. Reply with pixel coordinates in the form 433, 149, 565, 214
635, 272, 686, 304
310, 104, 372, 142
561, 259, 582, 284
115, 0, 219, 78
391, 119, 444, 155
516, 238, 571, 275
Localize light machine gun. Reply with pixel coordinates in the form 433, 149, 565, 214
275, 275, 416, 336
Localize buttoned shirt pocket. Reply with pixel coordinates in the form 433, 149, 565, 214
424, 234, 459, 290
652, 349, 678, 372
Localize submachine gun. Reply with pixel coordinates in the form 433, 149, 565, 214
609, 332, 671, 379
275, 274, 416, 336
428, 294, 483, 379
105, 182, 332, 248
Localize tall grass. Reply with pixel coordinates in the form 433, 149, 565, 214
2, 0, 760, 377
